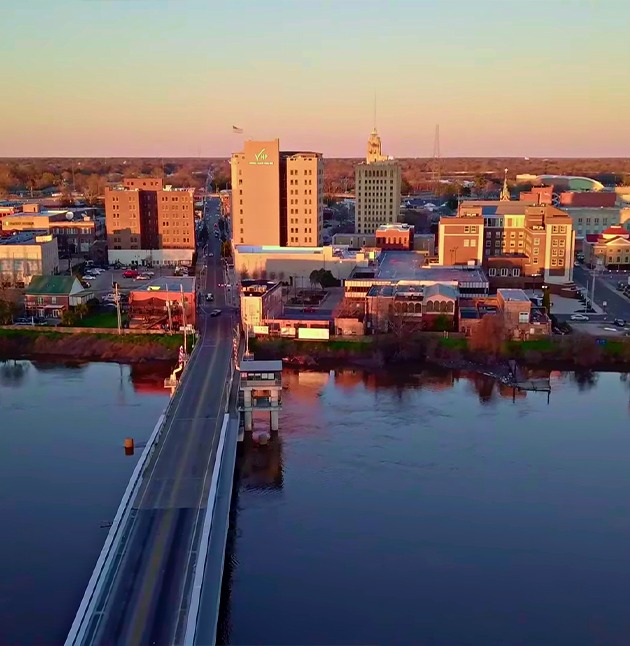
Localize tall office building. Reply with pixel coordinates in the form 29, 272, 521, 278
231, 139, 323, 247
105, 177, 195, 266
355, 129, 401, 235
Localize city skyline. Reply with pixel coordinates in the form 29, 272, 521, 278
1, 0, 628, 158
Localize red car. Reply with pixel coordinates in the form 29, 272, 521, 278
123, 269, 138, 278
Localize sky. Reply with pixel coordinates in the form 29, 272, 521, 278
0, 0, 629, 158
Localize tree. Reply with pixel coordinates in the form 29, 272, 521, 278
61, 309, 78, 326
74, 303, 89, 320
0, 299, 18, 324
542, 289, 551, 315
469, 313, 506, 357
431, 313, 452, 332
309, 270, 320, 289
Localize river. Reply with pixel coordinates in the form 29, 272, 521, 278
1, 361, 630, 645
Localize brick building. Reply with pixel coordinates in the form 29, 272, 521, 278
105, 178, 195, 266
374, 223, 414, 250
438, 200, 575, 291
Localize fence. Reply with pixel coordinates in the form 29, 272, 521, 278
1, 324, 170, 335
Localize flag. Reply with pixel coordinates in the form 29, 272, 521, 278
232, 125, 243, 134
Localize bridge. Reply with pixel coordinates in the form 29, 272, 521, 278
66, 197, 239, 646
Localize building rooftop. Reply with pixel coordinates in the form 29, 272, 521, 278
498, 288, 530, 302
26, 275, 79, 295
424, 284, 459, 300
376, 251, 488, 284
132, 276, 195, 293
376, 223, 414, 233
0, 231, 39, 245
240, 360, 283, 373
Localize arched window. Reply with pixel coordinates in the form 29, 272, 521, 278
425, 300, 434, 313
441, 301, 449, 313
446, 301, 454, 313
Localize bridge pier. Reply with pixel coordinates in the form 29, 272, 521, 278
237, 359, 283, 436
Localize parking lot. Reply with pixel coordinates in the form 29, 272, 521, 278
81, 265, 193, 299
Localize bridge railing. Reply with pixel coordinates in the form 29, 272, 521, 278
65, 346, 200, 646
183, 341, 242, 645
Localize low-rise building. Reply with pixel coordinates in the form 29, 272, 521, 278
583, 226, 630, 269
564, 207, 620, 240
233, 244, 375, 283
0, 232, 59, 287
25, 275, 91, 318
128, 276, 196, 330
240, 280, 284, 330
0, 205, 104, 257
374, 223, 414, 250
365, 282, 458, 333
458, 288, 550, 339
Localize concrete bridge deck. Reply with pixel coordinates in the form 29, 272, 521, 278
67, 201, 236, 646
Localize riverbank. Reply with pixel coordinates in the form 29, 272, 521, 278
0, 329, 183, 362
250, 333, 630, 376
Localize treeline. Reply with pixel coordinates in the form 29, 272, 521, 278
1, 157, 629, 200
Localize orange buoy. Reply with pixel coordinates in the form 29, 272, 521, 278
124, 438, 135, 456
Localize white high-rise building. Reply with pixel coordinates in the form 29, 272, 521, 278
355, 129, 401, 235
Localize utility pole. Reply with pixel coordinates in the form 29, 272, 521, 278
115, 283, 122, 335
181, 284, 187, 355
166, 299, 173, 333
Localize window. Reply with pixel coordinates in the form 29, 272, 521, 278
489, 268, 497, 277
464, 239, 470, 247
470, 239, 476, 247
512, 268, 520, 277
500, 268, 509, 277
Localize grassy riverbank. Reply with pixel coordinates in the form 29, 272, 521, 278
251, 333, 630, 372
0, 328, 183, 362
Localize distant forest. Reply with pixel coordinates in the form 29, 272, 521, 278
1, 157, 629, 201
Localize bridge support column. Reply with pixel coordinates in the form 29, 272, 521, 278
244, 410, 253, 431
270, 409, 279, 431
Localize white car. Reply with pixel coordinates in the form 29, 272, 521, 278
570, 314, 589, 321
135, 274, 151, 281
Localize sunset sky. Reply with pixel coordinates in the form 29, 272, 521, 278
1, 0, 628, 158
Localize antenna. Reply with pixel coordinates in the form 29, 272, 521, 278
373, 91, 377, 130
431, 124, 441, 194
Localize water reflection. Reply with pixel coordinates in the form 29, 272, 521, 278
0, 360, 170, 645
225, 367, 630, 646
0, 360, 29, 387
218, 432, 284, 645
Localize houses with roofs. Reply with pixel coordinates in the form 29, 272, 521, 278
24, 275, 93, 319
583, 226, 630, 269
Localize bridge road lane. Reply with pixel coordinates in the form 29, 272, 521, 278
86, 237, 235, 646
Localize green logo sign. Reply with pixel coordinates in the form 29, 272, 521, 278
249, 147, 274, 166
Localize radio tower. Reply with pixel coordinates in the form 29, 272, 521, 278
431, 124, 441, 195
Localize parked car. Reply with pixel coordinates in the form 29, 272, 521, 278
210, 309, 222, 317
13, 317, 32, 326
123, 269, 138, 278
135, 273, 151, 281
570, 314, 589, 321
613, 319, 626, 327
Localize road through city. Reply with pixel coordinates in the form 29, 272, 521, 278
68, 198, 236, 646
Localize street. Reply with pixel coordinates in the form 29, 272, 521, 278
573, 264, 630, 322
72, 195, 238, 645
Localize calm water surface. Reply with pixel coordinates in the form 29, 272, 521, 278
222, 369, 630, 646
0, 360, 170, 645
2, 362, 630, 645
